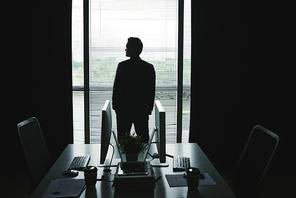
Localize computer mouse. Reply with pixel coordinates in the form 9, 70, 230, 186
62, 170, 79, 177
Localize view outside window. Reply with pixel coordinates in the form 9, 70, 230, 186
72, 0, 191, 143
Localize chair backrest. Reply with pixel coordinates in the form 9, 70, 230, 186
232, 125, 279, 198
17, 117, 52, 193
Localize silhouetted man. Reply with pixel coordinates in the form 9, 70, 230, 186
112, 37, 156, 143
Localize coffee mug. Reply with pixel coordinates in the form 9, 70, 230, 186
186, 167, 200, 189
84, 166, 98, 188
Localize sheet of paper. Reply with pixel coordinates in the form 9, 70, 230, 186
42, 179, 85, 198
165, 173, 217, 187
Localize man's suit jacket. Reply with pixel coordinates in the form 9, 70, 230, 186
112, 56, 156, 119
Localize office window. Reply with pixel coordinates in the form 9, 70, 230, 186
72, 0, 191, 143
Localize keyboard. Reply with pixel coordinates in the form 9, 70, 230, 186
173, 156, 191, 172
68, 156, 91, 171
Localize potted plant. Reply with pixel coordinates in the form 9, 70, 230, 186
119, 132, 147, 162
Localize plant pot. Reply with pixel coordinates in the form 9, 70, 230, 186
126, 153, 138, 162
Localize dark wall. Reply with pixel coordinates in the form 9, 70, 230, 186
190, 1, 294, 170
3, 0, 73, 170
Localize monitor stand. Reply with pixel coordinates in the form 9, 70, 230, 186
149, 158, 169, 167
147, 144, 169, 167
98, 131, 125, 171
98, 143, 122, 170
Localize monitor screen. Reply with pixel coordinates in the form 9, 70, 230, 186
155, 100, 166, 163
100, 100, 112, 164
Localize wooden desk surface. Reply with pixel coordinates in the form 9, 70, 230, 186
31, 143, 236, 198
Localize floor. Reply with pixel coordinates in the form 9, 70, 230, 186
0, 170, 31, 198
218, 170, 296, 198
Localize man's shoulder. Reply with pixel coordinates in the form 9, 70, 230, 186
138, 59, 154, 71
118, 59, 130, 66
141, 59, 154, 67
119, 58, 154, 68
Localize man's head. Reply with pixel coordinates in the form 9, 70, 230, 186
126, 37, 143, 57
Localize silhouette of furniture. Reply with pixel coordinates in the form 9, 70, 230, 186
232, 125, 279, 198
17, 117, 52, 194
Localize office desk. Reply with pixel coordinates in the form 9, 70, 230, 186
31, 143, 236, 198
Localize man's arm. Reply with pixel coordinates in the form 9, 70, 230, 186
147, 65, 156, 114
112, 63, 122, 112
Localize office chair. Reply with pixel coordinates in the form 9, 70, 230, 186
232, 125, 279, 198
17, 117, 52, 194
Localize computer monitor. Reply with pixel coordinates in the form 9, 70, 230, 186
100, 100, 112, 164
100, 100, 123, 169
154, 100, 166, 163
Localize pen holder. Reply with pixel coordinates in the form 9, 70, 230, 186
185, 167, 200, 189
84, 166, 98, 188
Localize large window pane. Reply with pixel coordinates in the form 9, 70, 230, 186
72, 0, 84, 87
72, 0, 191, 144
89, 0, 178, 143
72, 0, 84, 144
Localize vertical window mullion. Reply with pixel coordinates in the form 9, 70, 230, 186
84, 0, 90, 144
177, 0, 184, 143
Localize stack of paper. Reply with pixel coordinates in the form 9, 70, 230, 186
42, 179, 85, 198
113, 162, 155, 192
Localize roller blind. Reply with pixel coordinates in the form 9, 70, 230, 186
89, 0, 177, 87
